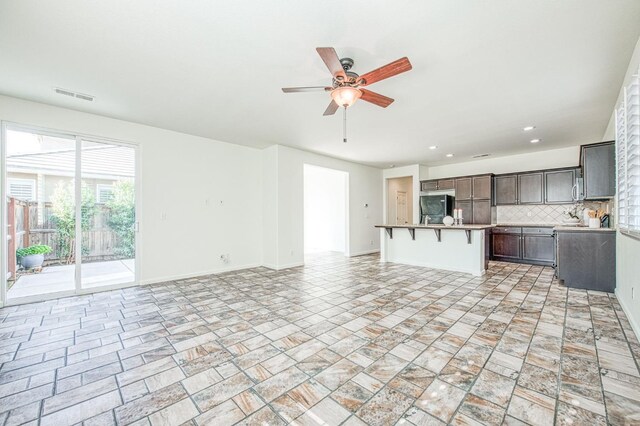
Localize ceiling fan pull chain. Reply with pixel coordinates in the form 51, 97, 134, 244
343, 106, 347, 143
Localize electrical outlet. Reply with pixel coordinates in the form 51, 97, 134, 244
527, 211, 532, 217
370, 240, 374, 246
290, 250, 294, 256
633, 287, 635, 300
220, 254, 230, 264
160, 212, 167, 220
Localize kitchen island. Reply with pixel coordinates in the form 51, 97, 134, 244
375, 224, 495, 276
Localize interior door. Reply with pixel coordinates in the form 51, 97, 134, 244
80, 140, 137, 289
396, 191, 407, 224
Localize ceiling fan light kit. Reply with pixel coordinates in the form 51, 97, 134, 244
282, 47, 412, 143
331, 86, 362, 108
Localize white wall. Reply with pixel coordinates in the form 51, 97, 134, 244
264, 145, 382, 268
303, 164, 347, 253
0, 95, 263, 296
387, 176, 413, 225
426, 146, 580, 179
604, 35, 640, 340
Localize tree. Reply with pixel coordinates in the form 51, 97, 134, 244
50, 181, 96, 264
106, 180, 135, 258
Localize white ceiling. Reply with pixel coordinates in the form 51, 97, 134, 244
1, 1, 639, 168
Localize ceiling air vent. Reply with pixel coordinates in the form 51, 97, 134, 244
472, 154, 491, 158
54, 87, 95, 102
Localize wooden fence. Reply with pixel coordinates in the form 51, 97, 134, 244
6, 197, 126, 280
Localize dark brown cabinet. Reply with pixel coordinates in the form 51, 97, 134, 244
556, 230, 616, 292
472, 175, 492, 200
455, 200, 473, 223
581, 142, 615, 200
518, 173, 544, 204
495, 175, 518, 205
455, 178, 472, 200
492, 230, 521, 260
438, 179, 455, 190
491, 226, 555, 266
522, 228, 555, 263
420, 179, 456, 192
544, 169, 576, 204
421, 181, 438, 191
472, 199, 492, 224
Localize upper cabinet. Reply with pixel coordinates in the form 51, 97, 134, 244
494, 167, 578, 205
455, 178, 472, 200
517, 172, 544, 204
495, 175, 518, 205
472, 175, 492, 200
544, 169, 577, 204
581, 142, 615, 200
420, 178, 455, 192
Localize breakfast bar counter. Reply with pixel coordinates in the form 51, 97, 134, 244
375, 224, 494, 276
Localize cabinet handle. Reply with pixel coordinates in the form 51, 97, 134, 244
571, 184, 577, 201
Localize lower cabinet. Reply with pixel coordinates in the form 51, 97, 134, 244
556, 231, 616, 292
491, 227, 555, 266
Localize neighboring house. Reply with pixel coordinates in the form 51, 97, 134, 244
6, 144, 134, 208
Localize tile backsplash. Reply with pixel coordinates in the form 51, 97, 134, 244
496, 201, 612, 224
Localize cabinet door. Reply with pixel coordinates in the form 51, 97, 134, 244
421, 181, 438, 192
455, 178, 472, 200
495, 175, 518, 205
438, 179, 455, 190
492, 233, 521, 259
472, 200, 492, 224
518, 173, 544, 204
473, 175, 492, 200
583, 143, 615, 199
522, 234, 555, 263
544, 169, 575, 204
455, 201, 472, 223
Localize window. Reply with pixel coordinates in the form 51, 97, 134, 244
616, 68, 640, 235
96, 184, 114, 203
7, 178, 36, 201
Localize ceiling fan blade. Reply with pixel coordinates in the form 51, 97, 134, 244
323, 100, 340, 116
358, 57, 412, 86
316, 47, 347, 80
360, 89, 394, 108
282, 86, 332, 93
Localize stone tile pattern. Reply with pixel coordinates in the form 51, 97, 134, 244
496, 201, 609, 225
1, 253, 639, 426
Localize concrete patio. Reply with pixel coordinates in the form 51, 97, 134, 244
8, 259, 135, 299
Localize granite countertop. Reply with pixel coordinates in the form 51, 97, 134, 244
496, 223, 561, 227
553, 226, 616, 232
375, 224, 495, 230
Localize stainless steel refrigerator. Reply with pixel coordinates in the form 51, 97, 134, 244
420, 195, 454, 224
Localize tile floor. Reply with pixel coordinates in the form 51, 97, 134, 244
1, 253, 640, 425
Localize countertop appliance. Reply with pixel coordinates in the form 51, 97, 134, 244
420, 195, 454, 224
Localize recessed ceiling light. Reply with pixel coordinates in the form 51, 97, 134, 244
389, 164, 395, 168
523, 126, 536, 131
530, 139, 541, 143
429, 146, 438, 150
446, 154, 454, 158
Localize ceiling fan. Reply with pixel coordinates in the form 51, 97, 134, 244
282, 47, 413, 116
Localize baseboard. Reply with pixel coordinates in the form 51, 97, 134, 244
615, 288, 640, 342
348, 249, 380, 257
138, 263, 263, 286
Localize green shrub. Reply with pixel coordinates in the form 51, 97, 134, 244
16, 245, 52, 258
50, 182, 96, 264
106, 181, 135, 258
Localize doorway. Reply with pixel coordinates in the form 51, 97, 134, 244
303, 164, 348, 259
387, 176, 413, 225
2, 124, 138, 304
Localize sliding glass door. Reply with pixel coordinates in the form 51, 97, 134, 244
80, 140, 136, 289
2, 124, 138, 304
